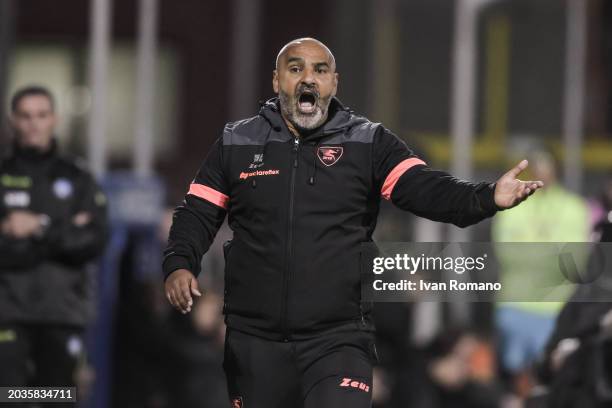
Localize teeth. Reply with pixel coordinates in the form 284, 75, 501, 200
297, 90, 317, 113
299, 101, 315, 112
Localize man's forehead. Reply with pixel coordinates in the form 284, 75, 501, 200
277, 40, 335, 68
17, 95, 52, 109
18, 96, 53, 109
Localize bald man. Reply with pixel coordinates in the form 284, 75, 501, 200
163, 38, 543, 407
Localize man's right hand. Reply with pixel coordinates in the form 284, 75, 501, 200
1, 210, 46, 239
165, 269, 202, 314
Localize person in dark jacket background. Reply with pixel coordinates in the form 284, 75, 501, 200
0, 86, 108, 393
163, 38, 543, 408
531, 176, 612, 408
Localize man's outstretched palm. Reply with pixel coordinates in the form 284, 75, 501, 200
494, 159, 544, 209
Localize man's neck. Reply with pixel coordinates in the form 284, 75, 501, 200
15, 138, 54, 157
20, 143, 52, 153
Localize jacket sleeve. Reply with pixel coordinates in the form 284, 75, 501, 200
0, 189, 45, 269
373, 127, 498, 228
45, 172, 109, 265
162, 136, 228, 279
0, 236, 45, 269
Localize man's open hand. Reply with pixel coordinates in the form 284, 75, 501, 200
165, 268, 202, 314
494, 159, 544, 210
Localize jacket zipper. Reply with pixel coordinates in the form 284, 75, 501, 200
281, 136, 300, 341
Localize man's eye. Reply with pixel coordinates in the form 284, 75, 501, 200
289, 66, 300, 73
317, 68, 328, 74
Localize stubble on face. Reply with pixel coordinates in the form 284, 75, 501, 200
278, 85, 332, 133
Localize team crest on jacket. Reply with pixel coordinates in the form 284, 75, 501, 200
317, 146, 343, 166
53, 178, 73, 199
230, 397, 243, 408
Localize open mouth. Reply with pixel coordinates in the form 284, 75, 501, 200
297, 91, 318, 114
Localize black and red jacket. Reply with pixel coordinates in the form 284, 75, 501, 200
163, 98, 498, 340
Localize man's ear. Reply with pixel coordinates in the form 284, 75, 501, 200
272, 70, 279, 94
332, 72, 339, 96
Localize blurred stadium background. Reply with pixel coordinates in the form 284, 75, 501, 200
1, 0, 612, 407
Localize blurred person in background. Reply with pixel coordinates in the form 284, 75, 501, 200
527, 174, 612, 408
163, 289, 227, 408
111, 210, 170, 408
590, 174, 612, 242
492, 151, 589, 400
427, 329, 503, 408
112, 207, 226, 408
162, 205, 229, 408
597, 174, 612, 242
0, 86, 108, 400
163, 37, 543, 408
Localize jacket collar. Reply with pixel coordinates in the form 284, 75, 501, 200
13, 138, 58, 162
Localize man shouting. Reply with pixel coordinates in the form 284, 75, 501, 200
164, 38, 542, 408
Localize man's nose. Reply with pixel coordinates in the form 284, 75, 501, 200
301, 68, 315, 85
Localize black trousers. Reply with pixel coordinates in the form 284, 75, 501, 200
223, 326, 377, 408
0, 323, 83, 407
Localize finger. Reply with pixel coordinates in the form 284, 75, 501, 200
190, 278, 203, 297
170, 290, 181, 310
518, 181, 543, 197
522, 186, 532, 200
178, 279, 193, 311
171, 289, 188, 314
168, 290, 181, 311
167, 290, 181, 310
171, 280, 187, 310
506, 159, 528, 179
522, 181, 544, 190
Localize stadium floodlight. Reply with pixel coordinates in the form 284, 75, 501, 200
449, 0, 504, 244
563, 0, 587, 193
87, 0, 112, 178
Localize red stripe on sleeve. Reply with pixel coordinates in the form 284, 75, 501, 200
381, 158, 426, 200
188, 183, 229, 209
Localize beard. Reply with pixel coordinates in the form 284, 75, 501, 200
279, 86, 332, 133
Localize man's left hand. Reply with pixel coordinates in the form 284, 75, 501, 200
494, 159, 544, 210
